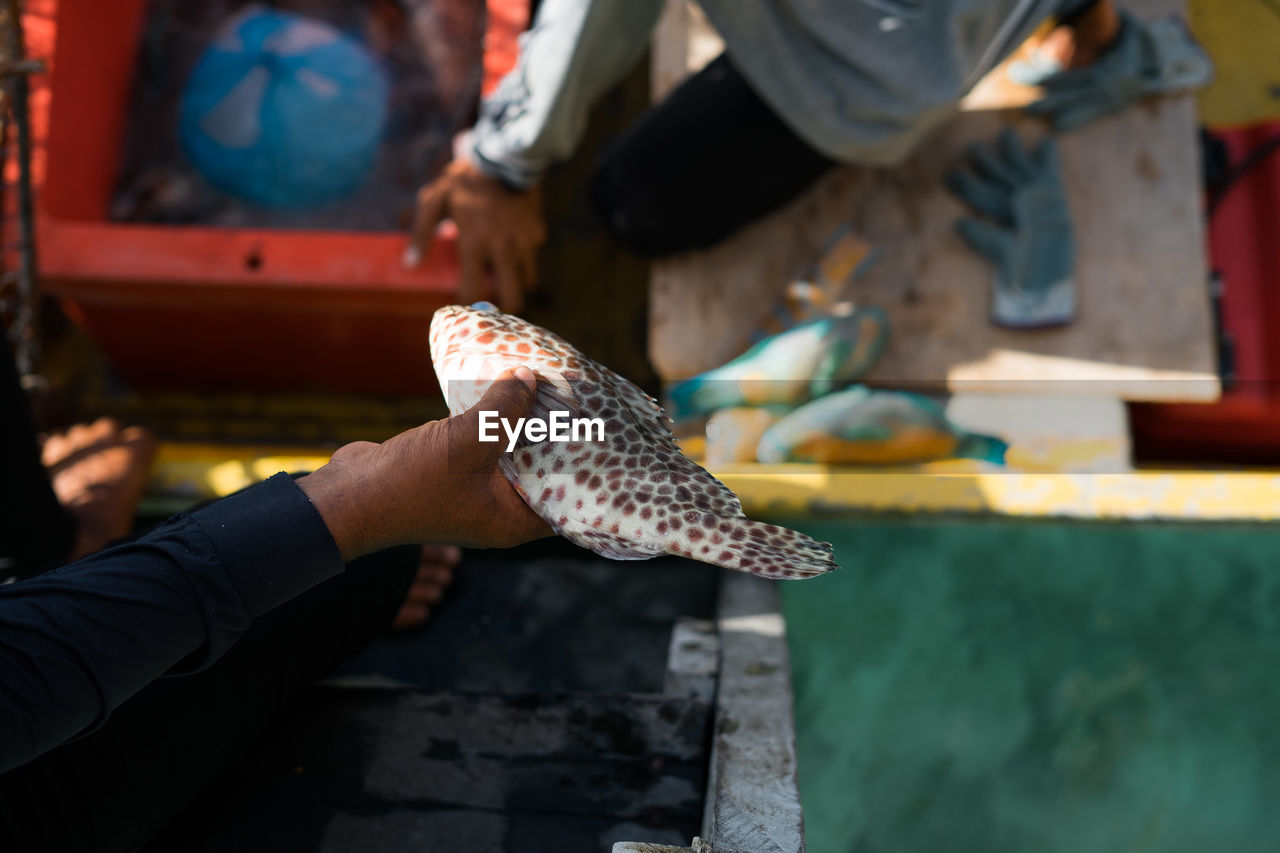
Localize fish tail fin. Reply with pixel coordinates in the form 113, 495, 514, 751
689, 519, 839, 579
956, 433, 1008, 465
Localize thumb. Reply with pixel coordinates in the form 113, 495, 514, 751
448, 367, 539, 473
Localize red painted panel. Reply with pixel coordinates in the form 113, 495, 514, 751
1131, 123, 1280, 463
30, 0, 529, 394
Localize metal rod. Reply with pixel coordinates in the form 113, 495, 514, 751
0, 57, 41, 76
2, 0, 40, 381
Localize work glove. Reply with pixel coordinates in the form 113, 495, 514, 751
1015, 12, 1212, 132
944, 130, 1075, 329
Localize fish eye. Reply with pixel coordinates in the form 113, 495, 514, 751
470, 301, 498, 313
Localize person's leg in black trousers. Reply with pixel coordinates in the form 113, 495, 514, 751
0, 340, 77, 580
1, 340, 429, 851
588, 53, 838, 258
0, 541, 421, 853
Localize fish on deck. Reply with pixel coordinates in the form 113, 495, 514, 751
758, 385, 1008, 466
429, 304, 838, 580
665, 306, 889, 422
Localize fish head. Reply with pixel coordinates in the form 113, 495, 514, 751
429, 304, 511, 414
807, 307, 890, 396
429, 303, 582, 416
428, 302, 497, 359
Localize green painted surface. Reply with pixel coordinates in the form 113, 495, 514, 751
782, 518, 1280, 853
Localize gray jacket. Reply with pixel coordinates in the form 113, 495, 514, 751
467, 0, 1062, 189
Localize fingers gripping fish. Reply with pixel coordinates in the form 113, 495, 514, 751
429, 304, 838, 580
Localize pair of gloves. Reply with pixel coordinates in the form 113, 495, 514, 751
946, 11, 1212, 329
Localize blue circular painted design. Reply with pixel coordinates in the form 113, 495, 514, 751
179, 9, 390, 208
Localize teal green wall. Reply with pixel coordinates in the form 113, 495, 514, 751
782, 518, 1280, 853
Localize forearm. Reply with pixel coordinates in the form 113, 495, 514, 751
467, 0, 665, 188
0, 474, 343, 772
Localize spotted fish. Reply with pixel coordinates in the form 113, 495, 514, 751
429, 303, 838, 580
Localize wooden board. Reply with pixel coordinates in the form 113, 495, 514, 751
700, 572, 805, 853
649, 0, 1218, 403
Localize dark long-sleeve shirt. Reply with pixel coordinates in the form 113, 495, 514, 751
0, 473, 345, 773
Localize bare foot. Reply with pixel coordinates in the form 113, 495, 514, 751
390, 544, 461, 631
1038, 1, 1123, 70
40, 418, 158, 561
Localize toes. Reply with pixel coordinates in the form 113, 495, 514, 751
391, 603, 431, 632
407, 580, 445, 606
419, 564, 453, 586
420, 544, 462, 567
120, 425, 159, 457
392, 547, 460, 633
417, 545, 459, 590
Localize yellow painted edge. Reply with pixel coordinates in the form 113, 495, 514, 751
712, 464, 1280, 522
148, 443, 1280, 522
149, 443, 333, 504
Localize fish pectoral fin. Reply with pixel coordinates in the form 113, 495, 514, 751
531, 370, 580, 423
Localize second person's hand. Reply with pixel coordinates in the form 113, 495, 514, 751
405, 158, 546, 313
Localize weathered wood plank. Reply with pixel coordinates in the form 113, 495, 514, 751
148, 689, 713, 853
701, 573, 805, 853
664, 616, 720, 703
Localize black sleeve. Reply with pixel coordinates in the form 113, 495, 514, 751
0, 472, 345, 773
